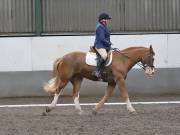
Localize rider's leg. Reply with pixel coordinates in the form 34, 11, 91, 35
94, 48, 107, 77
94, 57, 104, 77
96, 48, 108, 61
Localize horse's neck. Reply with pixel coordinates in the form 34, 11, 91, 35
122, 48, 146, 70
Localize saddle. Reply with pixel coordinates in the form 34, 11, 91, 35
85, 46, 113, 67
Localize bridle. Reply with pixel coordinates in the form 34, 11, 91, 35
113, 48, 154, 71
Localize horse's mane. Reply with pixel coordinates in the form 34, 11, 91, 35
120, 46, 148, 55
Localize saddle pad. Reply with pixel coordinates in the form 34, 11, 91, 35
85, 51, 112, 67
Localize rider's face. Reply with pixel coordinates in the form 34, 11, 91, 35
106, 19, 111, 25
101, 19, 111, 25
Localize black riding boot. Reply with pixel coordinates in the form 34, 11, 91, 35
94, 57, 105, 78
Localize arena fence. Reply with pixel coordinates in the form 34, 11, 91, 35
0, 0, 180, 36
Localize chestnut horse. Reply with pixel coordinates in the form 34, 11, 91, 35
43, 45, 155, 115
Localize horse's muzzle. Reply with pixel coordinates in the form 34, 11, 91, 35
145, 66, 155, 77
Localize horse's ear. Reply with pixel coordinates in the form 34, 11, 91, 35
150, 45, 155, 55
150, 45, 153, 52
150, 45, 152, 50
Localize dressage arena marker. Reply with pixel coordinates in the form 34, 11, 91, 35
0, 101, 180, 108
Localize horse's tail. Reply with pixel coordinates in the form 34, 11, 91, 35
52, 58, 62, 77
43, 58, 63, 94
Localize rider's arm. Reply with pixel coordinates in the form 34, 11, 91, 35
97, 27, 112, 47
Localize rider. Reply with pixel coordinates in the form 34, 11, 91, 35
93, 12, 112, 78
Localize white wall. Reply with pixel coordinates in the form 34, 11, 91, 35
0, 37, 32, 71
167, 34, 180, 68
0, 34, 180, 71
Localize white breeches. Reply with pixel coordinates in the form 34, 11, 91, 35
95, 48, 108, 60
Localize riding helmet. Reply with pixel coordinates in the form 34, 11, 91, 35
98, 13, 112, 22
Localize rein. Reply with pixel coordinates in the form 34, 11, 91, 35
113, 48, 147, 70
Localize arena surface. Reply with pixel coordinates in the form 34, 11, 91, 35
0, 95, 180, 135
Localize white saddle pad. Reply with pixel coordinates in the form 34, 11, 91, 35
85, 51, 113, 67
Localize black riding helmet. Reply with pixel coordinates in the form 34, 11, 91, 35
98, 13, 112, 22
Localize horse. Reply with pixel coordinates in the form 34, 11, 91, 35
42, 45, 155, 115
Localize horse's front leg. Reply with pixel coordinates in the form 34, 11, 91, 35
92, 82, 116, 114
116, 77, 136, 114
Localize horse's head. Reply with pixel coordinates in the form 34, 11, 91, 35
141, 45, 155, 77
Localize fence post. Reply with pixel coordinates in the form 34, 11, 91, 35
35, 0, 42, 36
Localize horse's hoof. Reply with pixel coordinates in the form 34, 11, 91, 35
78, 110, 84, 115
42, 112, 48, 116
45, 106, 52, 113
129, 110, 137, 115
132, 111, 137, 115
92, 109, 98, 115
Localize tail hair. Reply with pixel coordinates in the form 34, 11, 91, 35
43, 58, 62, 94
43, 77, 61, 94
53, 58, 62, 76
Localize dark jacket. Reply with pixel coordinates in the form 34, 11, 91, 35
94, 23, 112, 51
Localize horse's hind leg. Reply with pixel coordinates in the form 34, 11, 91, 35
43, 80, 68, 116
92, 82, 116, 115
45, 91, 62, 113
71, 77, 83, 115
